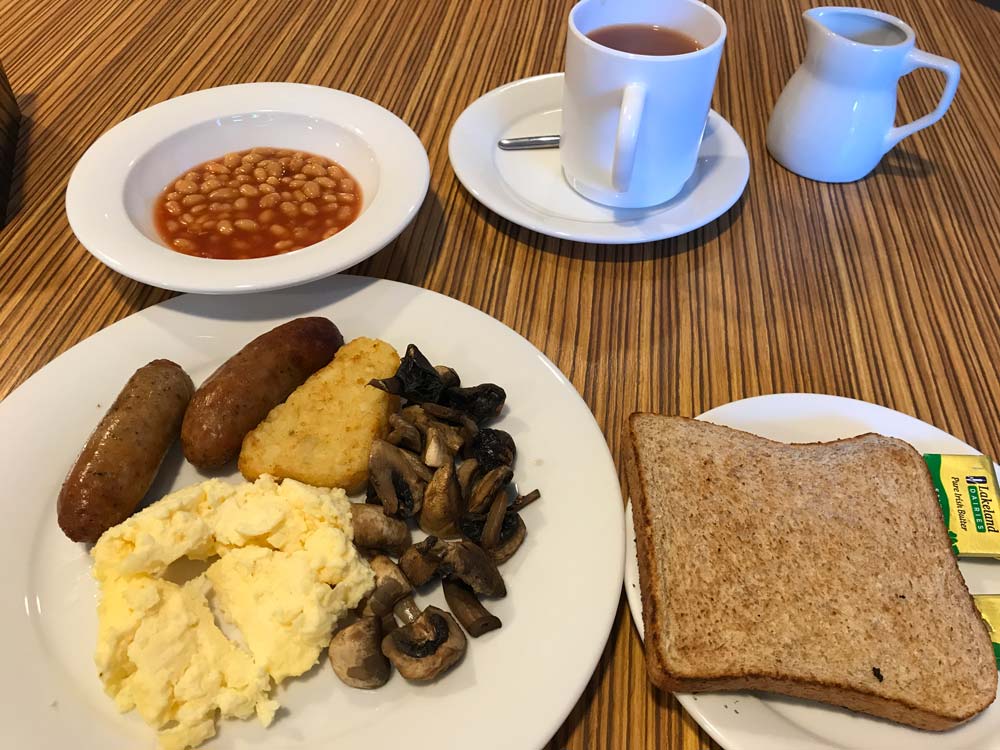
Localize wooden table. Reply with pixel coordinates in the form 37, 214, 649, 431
2, 0, 999, 747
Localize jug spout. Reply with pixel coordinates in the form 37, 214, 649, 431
803, 7, 914, 83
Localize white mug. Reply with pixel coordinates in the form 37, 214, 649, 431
767, 7, 960, 183
561, 0, 727, 208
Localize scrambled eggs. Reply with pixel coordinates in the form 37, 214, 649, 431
92, 475, 374, 750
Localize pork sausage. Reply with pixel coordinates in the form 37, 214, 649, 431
181, 317, 343, 469
57, 359, 195, 543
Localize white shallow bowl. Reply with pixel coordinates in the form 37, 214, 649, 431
66, 83, 429, 294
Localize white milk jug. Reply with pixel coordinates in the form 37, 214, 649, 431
767, 7, 959, 183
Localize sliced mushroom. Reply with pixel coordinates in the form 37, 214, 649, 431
423, 403, 479, 445
491, 513, 526, 564
439, 539, 506, 596
399, 537, 441, 586
466, 428, 516, 472
368, 440, 432, 518
363, 555, 414, 617
421, 402, 469, 424
393, 595, 423, 625
379, 612, 399, 635
468, 464, 513, 514
419, 462, 464, 537
441, 383, 506, 424
381, 605, 467, 681
443, 579, 502, 637
362, 563, 420, 634
510, 488, 541, 514
402, 405, 467, 453
386, 413, 422, 453
422, 425, 453, 468
481, 491, 508, 550
369, 344, 446, 403
329, 616, 391, 689
460, 510, 526, 564
350, 503, 412, 555
399, 537, 506, 597
434, 365, 460, 388
456, 458, 481, 502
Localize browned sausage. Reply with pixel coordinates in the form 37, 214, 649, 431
57, 359, 195, 543
181, 317, 343, 469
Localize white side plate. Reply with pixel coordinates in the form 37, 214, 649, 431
624, 393, 1000, 750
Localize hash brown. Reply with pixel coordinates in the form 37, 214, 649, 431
239, 337, 400, 491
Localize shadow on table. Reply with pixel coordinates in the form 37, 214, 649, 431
464, 185, 746, 264
544, 594, 629, 748
354, 188, 446, 287
867, 147, 939, 181
3, 92, 36, 225
973, 0, 999, 11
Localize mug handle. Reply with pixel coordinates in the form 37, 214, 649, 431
884, 49, 960, 153
612, 83, 646, 192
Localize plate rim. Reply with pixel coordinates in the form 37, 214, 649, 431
448, 72, 749, 244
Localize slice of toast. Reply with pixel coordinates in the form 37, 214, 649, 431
624, 413, 997, 730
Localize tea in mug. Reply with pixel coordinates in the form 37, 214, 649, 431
586, 24, 702, 56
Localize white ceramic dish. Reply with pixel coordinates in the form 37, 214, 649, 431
0, 275, 624, 750
66, 84, 429, 294
448, 73, 749, 243
624, 393, 1000, 750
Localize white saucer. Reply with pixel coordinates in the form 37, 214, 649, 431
448, 73, 749, 244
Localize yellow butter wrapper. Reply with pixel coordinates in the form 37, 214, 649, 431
926, 454, 1000, 557
973, 595, 1000, 670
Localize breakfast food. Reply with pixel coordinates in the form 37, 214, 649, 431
58, 359, 194, 543
239, 337, 400, 492
326, 344, 541, 689
69, 329, 538, 728
358, 555, 468, 682
181, 317, 344, 469
154, 147, 362, 260
92, 474, 373, 750
624, 414, 997, 730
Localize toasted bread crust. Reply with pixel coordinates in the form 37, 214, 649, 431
623, 416, 672, 693
624, 413, 997, 731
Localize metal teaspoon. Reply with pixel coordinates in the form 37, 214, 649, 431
497, 134, 560, 150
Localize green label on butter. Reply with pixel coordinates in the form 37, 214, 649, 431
973, 596, 1000, 670
926, 454, 1000, 558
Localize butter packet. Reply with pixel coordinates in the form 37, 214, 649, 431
926, 454, 1000, 557
973, 596, 1000, 670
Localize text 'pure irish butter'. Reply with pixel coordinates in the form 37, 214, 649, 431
928, 454, 1000, 557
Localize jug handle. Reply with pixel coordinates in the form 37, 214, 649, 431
884, 50, 960, 153
612, 83, 646, 192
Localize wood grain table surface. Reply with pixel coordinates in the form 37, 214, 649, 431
1, 0, 999, 747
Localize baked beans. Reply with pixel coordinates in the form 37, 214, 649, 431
153, 147, 362, 260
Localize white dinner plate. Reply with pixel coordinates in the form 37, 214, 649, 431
624, 393, 1000, 750
66, 83, 429, 294
448, 73, 749, 244
0, 275, 624, 750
